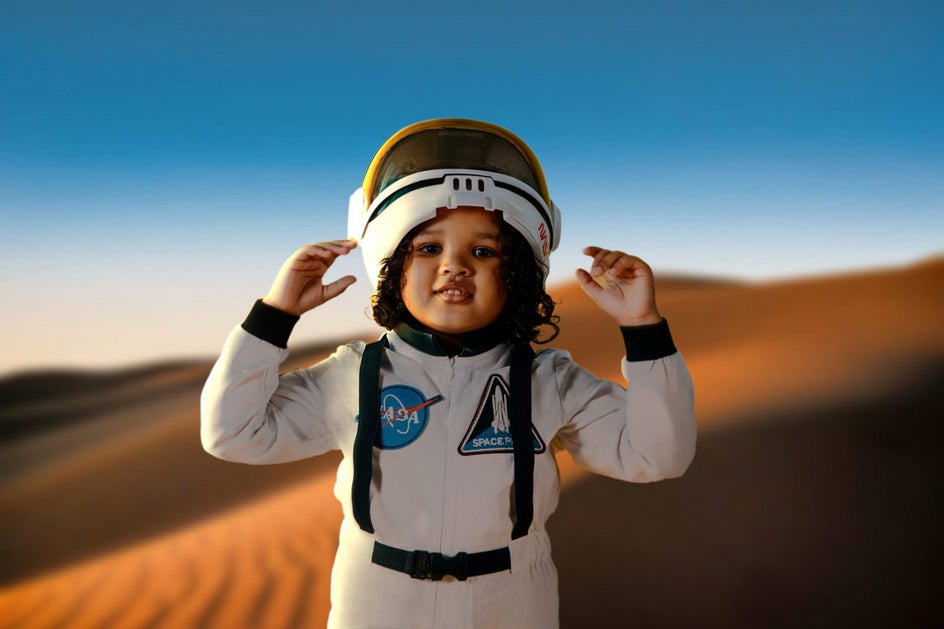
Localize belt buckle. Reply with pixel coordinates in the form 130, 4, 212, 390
409, 550, 433, 580
433, 551, 469, 582
409, 550, 470, 581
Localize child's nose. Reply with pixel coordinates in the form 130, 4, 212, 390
440, 250, 471, 276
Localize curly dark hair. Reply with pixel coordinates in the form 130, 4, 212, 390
372, 220, 559, 344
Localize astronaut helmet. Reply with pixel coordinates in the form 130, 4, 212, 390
348, 118, 562, 289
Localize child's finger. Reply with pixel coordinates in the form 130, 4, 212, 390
300, 246, 340, 263
609, 254, 651, 278
598, 251, 628, 274
300, 240, 356, 259
575, 268, 604, 294
584, 246, 627, 276
304, 238, 357, 248
292, 243, 357, 272
320, 238, 358, 252
321, 275, 358, 301
581, 246, 609, 275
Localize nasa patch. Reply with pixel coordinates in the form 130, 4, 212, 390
359, 385, 443, 450
459, 374, 546, 455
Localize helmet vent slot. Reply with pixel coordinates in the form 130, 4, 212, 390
453, 177, 460, 190
465, 178, 473, 190
478, 179, 485, 192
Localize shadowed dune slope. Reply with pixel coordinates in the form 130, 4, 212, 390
552, 359, 944, 629
1, 257, 942, 628
0, 339, 356, 584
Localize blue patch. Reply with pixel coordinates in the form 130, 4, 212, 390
365, 385, 443, 450
459, 375, 546, 455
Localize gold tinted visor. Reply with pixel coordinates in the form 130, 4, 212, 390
363, 119, 551, 208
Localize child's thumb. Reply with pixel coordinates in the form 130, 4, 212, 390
323, 275, 357, 301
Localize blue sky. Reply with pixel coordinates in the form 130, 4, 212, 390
1, 0, 942, 374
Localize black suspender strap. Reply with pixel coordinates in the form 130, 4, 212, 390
510, 342, 536, 540
354, 338, 536, 540
352, 337, 387, 533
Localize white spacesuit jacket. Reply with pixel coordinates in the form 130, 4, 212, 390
201, 315, 696, 628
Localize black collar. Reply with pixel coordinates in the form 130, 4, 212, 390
393, 315, 509, 357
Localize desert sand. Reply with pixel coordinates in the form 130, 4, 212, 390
1, 257, 942, 628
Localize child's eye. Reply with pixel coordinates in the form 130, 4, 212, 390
416, 243, 442, 255
472, 246, 499, 258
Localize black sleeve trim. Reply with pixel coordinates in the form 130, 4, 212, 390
620, 318, 677, 362
241, 299, 300, 349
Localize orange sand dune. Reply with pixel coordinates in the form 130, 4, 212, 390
555, 256, 944, 424
1, 257, 942, 628
0, 471, 342, 628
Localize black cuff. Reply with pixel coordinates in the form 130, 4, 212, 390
620, 318, 677, 362
241, 299, 300, 349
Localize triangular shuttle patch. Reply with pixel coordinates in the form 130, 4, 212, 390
459, 374, 546, 455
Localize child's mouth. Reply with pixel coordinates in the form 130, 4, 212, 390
435, 286, 472, 303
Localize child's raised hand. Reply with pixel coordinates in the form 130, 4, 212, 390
263, 239, 358, 316
576, 246, 663, 327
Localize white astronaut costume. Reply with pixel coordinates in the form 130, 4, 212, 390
200, 120, 697, 628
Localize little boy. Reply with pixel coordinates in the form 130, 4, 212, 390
201, 119, 696, 628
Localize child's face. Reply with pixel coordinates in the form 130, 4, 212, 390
401, 206, 507, 336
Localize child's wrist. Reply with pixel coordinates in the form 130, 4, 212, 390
261, 295, 299, 316
616, 312, 663, 327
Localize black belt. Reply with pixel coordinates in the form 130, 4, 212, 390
372, 541, 511, 581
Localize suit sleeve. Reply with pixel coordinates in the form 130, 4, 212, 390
199, 301, 358, 464
551, 320, 696, 481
